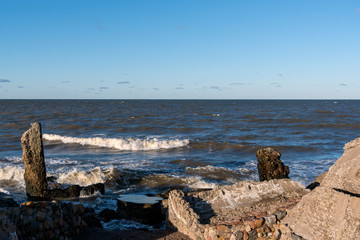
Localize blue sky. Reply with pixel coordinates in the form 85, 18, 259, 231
0, 1, 359, 99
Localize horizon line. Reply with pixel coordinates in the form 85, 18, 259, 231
0, 98, 359, 101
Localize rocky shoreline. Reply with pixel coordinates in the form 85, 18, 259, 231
1, 123, 360, 239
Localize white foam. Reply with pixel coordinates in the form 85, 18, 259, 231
237, 168, 253, 173
3, 156, 22, 164
0, 188, 10, 195
245, 160, 257, 167
57, 167, 107, 186
187, 177, 218, 189
46, 157, 78, 165
0, 166, 25, 187
186, 165, 233, 173
102, 219, 154, 230
43, 134, 190, 151
79, 189, 102, 198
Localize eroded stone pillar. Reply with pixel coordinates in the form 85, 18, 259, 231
21, 122, 47, 198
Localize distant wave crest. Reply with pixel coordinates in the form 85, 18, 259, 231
43, 134, 190, 151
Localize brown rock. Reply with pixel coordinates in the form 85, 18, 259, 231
248, 218, 264, 230
256, 148, 290, 181
21, 122, 48, 198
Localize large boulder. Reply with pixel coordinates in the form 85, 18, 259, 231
285, 187, 360, 240
21, 122, 48, 198
321, 138, 360, 194
256, 147, 290, 181
284, 137, 360, 239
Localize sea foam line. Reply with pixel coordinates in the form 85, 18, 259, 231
43, 134, 190, 151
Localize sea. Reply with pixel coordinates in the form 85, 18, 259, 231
0, 100, 359, 228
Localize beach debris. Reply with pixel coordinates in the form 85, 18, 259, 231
284, 136, 360, 239
21, 122, 105, 200
21, 122, 48, 198
256, 147, 290, 181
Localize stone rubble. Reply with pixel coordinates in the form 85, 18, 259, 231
167, 179, 308, 240
0, 201, 101, 240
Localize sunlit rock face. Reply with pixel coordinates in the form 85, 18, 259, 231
285, 137, 360, 240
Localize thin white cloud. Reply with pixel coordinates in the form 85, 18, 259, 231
209, 86, 221, 91
270, 82, 282, 88
230, 82, 247, 86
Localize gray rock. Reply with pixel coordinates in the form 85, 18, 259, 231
284, 137, 360, 239
21, 122, 48, 198
256, 147, 290, 181
264, 214, 277, 228
321, 137, 360, 194
274, 210, 287, 221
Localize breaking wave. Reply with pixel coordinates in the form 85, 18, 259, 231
185, 165, 249, 182
43, 134, 190, 151
0, 166, 25, 188
56, 167, 108, 186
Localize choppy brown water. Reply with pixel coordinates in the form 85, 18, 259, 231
0, 100, 359, 210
